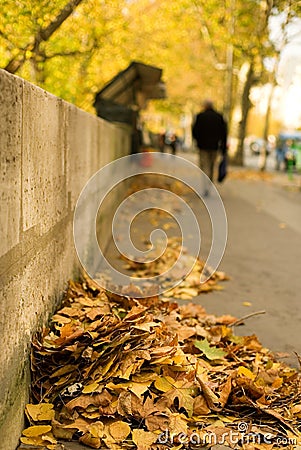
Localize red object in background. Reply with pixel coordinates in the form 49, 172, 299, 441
140, 149, 153, 167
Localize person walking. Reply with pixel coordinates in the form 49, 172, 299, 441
192, 99, 227, 196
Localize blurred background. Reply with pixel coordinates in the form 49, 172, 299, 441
2, 0, 301, 171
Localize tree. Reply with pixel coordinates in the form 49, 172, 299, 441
188, 0, 274, 164
228, 0, 274, 165
230, 0, 301, 167
2, 0, 298, 134
259, 0, 301, 170
2, 0, 84, 75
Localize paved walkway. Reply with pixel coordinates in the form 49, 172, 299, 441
20, 152, 301, 450
199, 163, 301, 368
105, 150, 301, 368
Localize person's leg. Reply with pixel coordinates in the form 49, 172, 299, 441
208, 150, 218, 181
199, 150, 211, 196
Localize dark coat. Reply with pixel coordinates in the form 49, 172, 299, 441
192, 108, 227, 153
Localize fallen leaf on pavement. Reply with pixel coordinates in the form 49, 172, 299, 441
21, 276, 301, 449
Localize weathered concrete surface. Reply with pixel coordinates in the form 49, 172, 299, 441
0, 69, 23, 257
0, 69, 131, 450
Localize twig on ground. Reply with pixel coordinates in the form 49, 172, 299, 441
231, 310, 266, 327
294, 351, 301, 370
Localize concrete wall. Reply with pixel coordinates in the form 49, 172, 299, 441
0, 69, 131, 450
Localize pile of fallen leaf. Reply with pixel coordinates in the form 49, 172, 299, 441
121, 237, 229, 300
21, 277, 301, 449
228, 170, 273, 182
107, 176, 228, 300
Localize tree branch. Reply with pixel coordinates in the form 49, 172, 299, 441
193, 0, 225, 70
40, 48, 94, 60
4, 0, 84, 74
38, 0, 84, 43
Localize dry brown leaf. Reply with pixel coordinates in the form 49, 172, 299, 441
88, 421, 104, 438
193, 395, 211, 415
66, 390, 112, 410
132, 429, 158, 450
52, 420, 75, 440
196, 374, 222, 412
117, 390, 132, 416
26, 276, 301, 450
169, 413, 188, 436
79, 432, 101, 449
108, 421, 131, 441
145, 413, 170, 432
219, 375, 232, 407
63, 417, 91, 433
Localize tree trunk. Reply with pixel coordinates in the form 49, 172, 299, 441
230, 61, 255, 166
259, 81, 276, 171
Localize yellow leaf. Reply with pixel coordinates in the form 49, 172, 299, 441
169, 413, 188, 436
22, 425, 52, 437
63, 418, 90, 433
82, 382, 100, 393
237, 366, 255, 380
20, 436, 45, 446
129, 381, 151, 397
178, 288, 199, 297
109, 421, 131, 441
163, 222, 176, 230
51, 314, 71, 324
154, 376, 174, 392
50, 364, 76, 378
26, 403, 55, 422
42, 434, 57, 444
81, 411, 102, 420
151, 355, 174, 364
132, 429, 157, 450
133, 322, 160, 332
88, 421, 104, 438
243, 301, 252, 307
79, 432, 101, 448
101, 355, 116, 377
106, 381, 127, 389
271, 377, 283, 389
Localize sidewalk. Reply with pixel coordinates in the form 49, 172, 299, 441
105, 151, 301, 368
201, 166, 301, 368
19, 155, 301, 450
